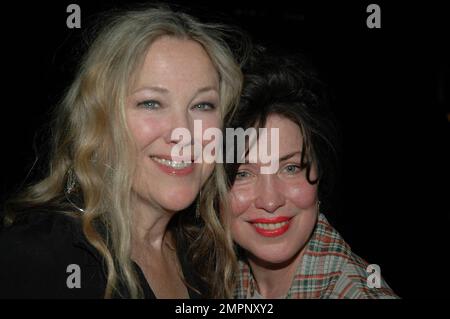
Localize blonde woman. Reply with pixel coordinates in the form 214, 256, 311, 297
0, 6, 244, 299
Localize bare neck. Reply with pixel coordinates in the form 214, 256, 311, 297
129, 198, 189, 298
130, 193, 176, 252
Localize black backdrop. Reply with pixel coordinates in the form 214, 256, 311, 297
1, 0, 449, 299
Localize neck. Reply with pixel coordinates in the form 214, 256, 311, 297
248, 248, 306, 299
130, 194, 176, 254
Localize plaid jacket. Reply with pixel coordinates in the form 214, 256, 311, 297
235, 213, 399, 299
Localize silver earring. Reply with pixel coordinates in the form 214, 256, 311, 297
195, 191, 201, 219
317, 200, 321, 214
66, 169, 77, 194
65, 169, 85, 213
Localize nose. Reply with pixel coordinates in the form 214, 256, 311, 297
164, 108, 193, 146
254, 175, 285, 213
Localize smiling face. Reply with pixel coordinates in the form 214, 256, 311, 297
228, 114, 319, 265
126, 36, 220, 214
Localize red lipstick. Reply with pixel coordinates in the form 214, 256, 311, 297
249, 216, 292, 237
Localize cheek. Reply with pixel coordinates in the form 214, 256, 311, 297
229, 187, 252, 217
199, 114, 221, 140
127, 113, 162, 149
197, 115, 221, 163
285, 181, 318, 209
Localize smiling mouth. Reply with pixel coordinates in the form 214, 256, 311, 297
151, 156, 192, 169
249, 217, 292, 237
150, 156, 194, 176
253, 220, 290, 230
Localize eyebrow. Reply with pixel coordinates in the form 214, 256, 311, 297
132, 86, 218, 95
242, 150, 302, 164
279, 151, 302, 162
132, 86, 168, 94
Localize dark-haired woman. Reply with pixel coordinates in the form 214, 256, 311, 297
224, 52, 398, 299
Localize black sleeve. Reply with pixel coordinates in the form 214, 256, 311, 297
0, 212, 104, 298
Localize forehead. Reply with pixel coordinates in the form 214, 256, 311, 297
239, 114, 302, 164
133, 36, 219, 90
263, 114, 303, 151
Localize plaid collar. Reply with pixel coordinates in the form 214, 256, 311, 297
235, 213, 354, 299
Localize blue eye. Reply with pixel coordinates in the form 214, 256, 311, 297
283, 165, 300, 175
235, 170, 251, 180
138, 100, 160, 110
192, 103, 215, 111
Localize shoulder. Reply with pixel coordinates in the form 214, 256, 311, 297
1, 209, 79, 231
311, 214, 398, 299
0, 210, 105, 298
1, 210, 79, 255
0, 211, 83, 259
329, 252, 399, 299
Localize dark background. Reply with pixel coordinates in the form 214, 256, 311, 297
1, 1, 449, 298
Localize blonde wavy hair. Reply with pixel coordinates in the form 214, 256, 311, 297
4, 5, 246, 298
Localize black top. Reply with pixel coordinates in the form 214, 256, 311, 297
0, 211, 203, 299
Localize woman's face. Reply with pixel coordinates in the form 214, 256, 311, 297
127, 36, 220, 213
228, 114, 319, 265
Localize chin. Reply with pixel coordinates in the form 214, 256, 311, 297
248, 245, 302, 267
163, 202, 193, 212
256, 252, 293, 266
159, 189, 198, 212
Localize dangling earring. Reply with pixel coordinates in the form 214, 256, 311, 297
66, 169, 77, 194
195, 191, 202, 219
65, 168, 85, 213
317, 200, 321, 214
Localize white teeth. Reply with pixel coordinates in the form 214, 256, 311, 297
253, 221, 289, 230
151, 157, 192, 169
